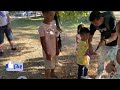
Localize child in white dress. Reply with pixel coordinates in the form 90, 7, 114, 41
107, 20, 120, 79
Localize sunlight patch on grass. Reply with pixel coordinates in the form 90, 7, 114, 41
30, 17, 43, 21
26, 66, 45, 70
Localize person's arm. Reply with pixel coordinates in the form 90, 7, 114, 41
6, 14, 10, 24
38, 27, 51, 60
6, 12, 11, 29
105, 32, 117, 44
40, 37, 48, 55
88, 35, 94, 51
5, 11, 10, 24
105, 17, 117, 44
40, 37, 51, 60
88, 24, 96, 52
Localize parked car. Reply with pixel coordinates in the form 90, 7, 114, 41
15, 11, 27, 17
15, 11, 34, 17
37, 11, 43, 16
26, 11, 33, 16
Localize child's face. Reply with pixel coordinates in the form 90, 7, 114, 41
81, 33, 90, 40
44, 11, 55, 22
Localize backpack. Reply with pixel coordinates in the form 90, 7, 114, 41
102, 11, 116, 30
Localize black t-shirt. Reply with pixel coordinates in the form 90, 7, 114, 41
90, 17, 117, 46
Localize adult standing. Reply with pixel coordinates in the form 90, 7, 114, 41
0, 11, 16, 56
88, 11, 117, 79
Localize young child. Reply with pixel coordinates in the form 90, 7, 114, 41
38, 11, 59, 79
106, 20, 120, 79
76, 27, 93, 79
76, 24, 96, 59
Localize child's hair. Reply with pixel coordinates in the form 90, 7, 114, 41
77, 24, 84, 34
116, 20, 120, 34
54, 12, 60, 28
80, 27, 90, 35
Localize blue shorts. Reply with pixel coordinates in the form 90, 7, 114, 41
0, 25, 14, 44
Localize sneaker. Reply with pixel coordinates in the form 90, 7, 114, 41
0, 52, 4, 56
81, 76, 92, 79
11, 47, 17, 50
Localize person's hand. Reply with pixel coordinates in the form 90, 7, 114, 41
7, 24, 11, 30
105, 61, 116, 73
98, 40, 106, 47
90, 51, 97, 55
56, 48, 60, 56
46, 54, 51, 61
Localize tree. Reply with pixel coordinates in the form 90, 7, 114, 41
55, 11, 89, 25
59, 11, 89, 20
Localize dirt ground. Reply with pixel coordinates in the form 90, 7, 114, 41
0, 11, 120, 79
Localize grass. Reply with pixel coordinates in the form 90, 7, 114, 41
60, 16, 90, 30
0, 16, 104, 79
11, 17, 43, 30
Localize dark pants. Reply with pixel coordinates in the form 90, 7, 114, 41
0, 25, 14, 44
78, 64, 88, 79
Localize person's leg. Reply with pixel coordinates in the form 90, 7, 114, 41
78, 65, 84, 79
51, 56, 58, 78
51, 69, 56, 77
45, 60, 51, 79
0, 27, 4, 56
4, 26, 16, 50
45, 56, 57, 79
80, 65, 91, 79
45, 69, 51, 79
83, 66, 88, 76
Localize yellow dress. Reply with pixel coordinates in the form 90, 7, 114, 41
76, 40, 90, 66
